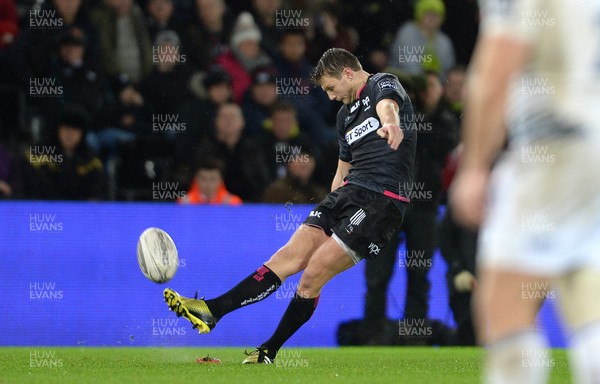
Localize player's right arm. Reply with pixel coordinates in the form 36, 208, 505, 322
331, 159, 351, 192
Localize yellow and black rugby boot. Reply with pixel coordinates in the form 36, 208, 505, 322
163, 288, 218, 334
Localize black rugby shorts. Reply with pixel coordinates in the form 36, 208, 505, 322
303, 184, 406, 262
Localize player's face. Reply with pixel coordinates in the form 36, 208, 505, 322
320, 74, 353, 105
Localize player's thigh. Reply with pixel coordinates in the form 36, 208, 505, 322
554, 268, 600, 330
298, 237, 355, 295
265, 224, 329, 280
475, 267, 548, 344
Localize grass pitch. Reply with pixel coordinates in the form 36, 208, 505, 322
0, 347, 571, 384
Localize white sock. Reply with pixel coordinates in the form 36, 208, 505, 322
486, 329, 550, 384
570, 322, 600, 384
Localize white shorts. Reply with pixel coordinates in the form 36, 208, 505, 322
478, 138, 600, 276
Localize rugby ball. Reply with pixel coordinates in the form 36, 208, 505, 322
137, 227, 179, 283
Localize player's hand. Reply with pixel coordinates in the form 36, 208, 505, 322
450, 167, 489, 229
454, 270, 477, 292
377, 123, 403, 150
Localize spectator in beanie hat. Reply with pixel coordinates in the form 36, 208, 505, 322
388, 0, 455, 78
214, 12, 271, 103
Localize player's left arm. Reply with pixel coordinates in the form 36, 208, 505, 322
375, 98, 403, 150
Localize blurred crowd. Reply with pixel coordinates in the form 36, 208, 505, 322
0, 0, 481, 346
0, 0, 478, 203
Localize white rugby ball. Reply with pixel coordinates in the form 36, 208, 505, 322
137, 227, 179, 283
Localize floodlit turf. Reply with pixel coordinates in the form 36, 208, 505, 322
0, 347, 571, 384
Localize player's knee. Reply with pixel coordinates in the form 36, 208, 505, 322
298, 269, 323, 298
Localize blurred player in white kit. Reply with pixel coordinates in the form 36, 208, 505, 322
452, 0, 600, 383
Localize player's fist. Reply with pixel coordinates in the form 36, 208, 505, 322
450, 167, 489, 228
454, 270, 477, 292
377, 123, 403, 150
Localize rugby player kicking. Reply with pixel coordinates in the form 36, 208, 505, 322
164, 48, 416, 364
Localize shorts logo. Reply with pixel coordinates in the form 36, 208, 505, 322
378, 80, 398, 90
309, 210, 322, 218
349, 209, 366, 226
368, 242, 380, 255
345, 118, 380, 145
345, 209, 366, 234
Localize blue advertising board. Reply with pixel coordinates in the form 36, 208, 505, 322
0, 202, 566, 347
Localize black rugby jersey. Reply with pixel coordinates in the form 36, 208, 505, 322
336, 72, 416, 201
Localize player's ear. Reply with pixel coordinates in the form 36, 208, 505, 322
342, 67, 353, 80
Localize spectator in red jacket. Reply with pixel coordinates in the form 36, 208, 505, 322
214, 11, 271, 103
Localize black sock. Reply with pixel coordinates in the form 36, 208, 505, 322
205, 265, 281, 319
262, 293, 320, 357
